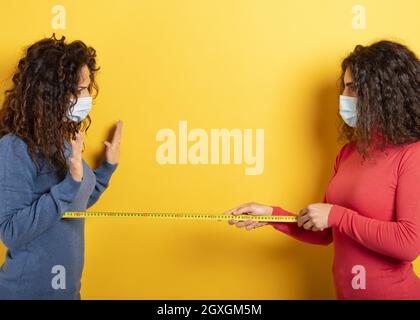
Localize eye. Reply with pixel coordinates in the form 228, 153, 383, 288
345, 83, 354, 91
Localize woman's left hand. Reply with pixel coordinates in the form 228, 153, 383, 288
103, 120, 123, 165
297, 203, 333, 231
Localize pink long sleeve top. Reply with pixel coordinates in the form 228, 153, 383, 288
269, 138, 420, 299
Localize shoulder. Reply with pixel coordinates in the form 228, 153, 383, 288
0, 133, 37, 170
399, 140, 420, 158
336, 142, 353, 162
0, 133, 26, 153
331, 142, 353, 173
0, 133, 30, 154
397, 140, 420, 174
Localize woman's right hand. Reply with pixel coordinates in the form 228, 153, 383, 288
224, 202, 273, 230
69, 131, 84, 182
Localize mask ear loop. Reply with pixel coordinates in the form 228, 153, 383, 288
66, 93, 79, 130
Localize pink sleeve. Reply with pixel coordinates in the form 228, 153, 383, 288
268, 144, 348, 246
270, 204, 333, 245
327, 144, 420, 262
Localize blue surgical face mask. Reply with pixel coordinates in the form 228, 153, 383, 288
339, 95, 358, 127
67, 96, 93, 122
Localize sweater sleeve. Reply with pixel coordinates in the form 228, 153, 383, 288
86, 160, 118, 209
327, 143, 420, 262
0, 136, 82, 249
267, 144, 348, 246
269, 197, 333, 246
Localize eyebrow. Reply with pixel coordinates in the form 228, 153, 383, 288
345, 82, 354, 87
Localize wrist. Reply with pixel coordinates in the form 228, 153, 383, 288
268, 206, 291, 227
105, 159, 118, 165
271, 206, 285, 216
70, 171, 83, 182
327, 204, 346, 227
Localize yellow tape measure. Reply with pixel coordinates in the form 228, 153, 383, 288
63, 211, 297, 223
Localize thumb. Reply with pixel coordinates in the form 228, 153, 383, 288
103, 141, 112, 148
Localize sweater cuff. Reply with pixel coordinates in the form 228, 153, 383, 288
272, 206, 285, 216
327, 204, 347, 227
94, 160, 118, 186
102, 160, 119, 173
268, 206, 294, 225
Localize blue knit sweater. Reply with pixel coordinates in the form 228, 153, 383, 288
0, 133, 118, 299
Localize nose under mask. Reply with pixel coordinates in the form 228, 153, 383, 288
66, 96, 93, 122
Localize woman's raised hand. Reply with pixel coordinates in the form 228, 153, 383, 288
103, 120, 123, 165
69, 131, 84, 182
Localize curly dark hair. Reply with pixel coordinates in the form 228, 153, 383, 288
338, 40, 420, 160
0, 34, 99, 178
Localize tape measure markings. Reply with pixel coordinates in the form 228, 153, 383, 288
63, 211, 297, 223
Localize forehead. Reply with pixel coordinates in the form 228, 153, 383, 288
78, 65, 91, 86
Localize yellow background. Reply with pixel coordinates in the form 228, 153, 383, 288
0, 0, 419, 299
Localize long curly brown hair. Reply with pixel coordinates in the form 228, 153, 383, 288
338, 40, 420, 160
0, 34, 99, 179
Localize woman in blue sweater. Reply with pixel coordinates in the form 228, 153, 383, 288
0, 34, 123, 299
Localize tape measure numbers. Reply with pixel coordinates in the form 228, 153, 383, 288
63, 211, 297, 223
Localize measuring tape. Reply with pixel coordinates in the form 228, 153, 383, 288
63, 211, 297, 223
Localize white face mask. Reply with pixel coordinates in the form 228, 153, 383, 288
67, 96, 93, 122
339, 95, 358, 127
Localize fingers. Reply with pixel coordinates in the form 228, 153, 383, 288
233, 206, 254, 215
236, 219, 253, 228
297, 207, 325, 231
236, 220, 267, 230
225, 203, 269, 231
302, 220, 314, 230
298, 210, 315, 230
111, 120, 123, 146
231, 202, 258, 215
224, 206, 239, 216
224, 207, 238, 225
70, 131, 84, 159
224, 202, 253, 224
299, 208, 308, 215
69, 131, 84, 182
103, 141, 112, 149
311, 226, 323, 232
103, 120, 123, 149
245, 222, 267, 230
297, 210, 310, 227
297, 208, 316, 230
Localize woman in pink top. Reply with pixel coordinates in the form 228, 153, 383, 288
226, 40, 420, 300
